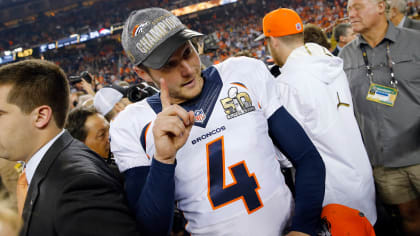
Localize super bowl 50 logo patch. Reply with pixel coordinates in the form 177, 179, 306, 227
220, 86, 255, 119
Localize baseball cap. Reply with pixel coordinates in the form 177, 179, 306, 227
94, 87, 124, 116
122, 8, 203, 69
255, 8, 303, 41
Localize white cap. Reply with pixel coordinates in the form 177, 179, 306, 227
94, 87, 124, 116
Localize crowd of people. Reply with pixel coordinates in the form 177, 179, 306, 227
1, 0, 420, 235
1, 0, 419, 86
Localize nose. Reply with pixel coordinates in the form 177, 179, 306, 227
179, 60, 194, 77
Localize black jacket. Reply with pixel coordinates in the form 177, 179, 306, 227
20, 131, 139, 236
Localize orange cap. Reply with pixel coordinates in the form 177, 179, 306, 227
321, 204, 376, 236
259, 8, 303, 40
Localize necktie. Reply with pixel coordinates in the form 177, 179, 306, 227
16, 170, 28, 216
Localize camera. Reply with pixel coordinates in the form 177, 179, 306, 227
120, 82, 159, 103
202, 32, 219, 53
69, 71, 93, 84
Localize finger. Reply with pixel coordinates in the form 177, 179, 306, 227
188, 110, 195, 126
160, 78, 171, 109
160, 105, 191, 126
155, 116, 186, 137
175, 117, 194, 149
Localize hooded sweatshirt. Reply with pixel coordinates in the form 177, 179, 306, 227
276, 43, 377, 224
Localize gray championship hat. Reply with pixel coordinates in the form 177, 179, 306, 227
122, 8, 203, 69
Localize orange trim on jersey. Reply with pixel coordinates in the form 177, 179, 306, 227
144, 123, 151, 160
206, 136, 264, 215
231, 82, 248, 89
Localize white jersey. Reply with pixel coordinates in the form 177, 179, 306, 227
110, 57, 293, 235
276, 43, 377, 224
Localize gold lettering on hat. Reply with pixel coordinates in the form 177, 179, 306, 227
157, 22, 169, 32
150, 24, 166, 39
135, 15, 182, 55
136, 42, 148, 54
145, 32, 158, 46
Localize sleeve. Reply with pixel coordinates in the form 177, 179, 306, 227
56, 173, 140, 236
276, 81, 310, 128
110, 108, 176, 235
249, 59, 284, 119
109, 107, 152, 172
277, 78, 330, 138
268, 107, 326, 236
125, 159, 176, 236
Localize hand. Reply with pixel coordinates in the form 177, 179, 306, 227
286, 231, 310, 236
80, 78, 95, 96
152, 79, 194, 164
197, 40, 204, 55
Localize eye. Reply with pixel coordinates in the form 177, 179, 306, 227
163, 60, 177, 71
183, 47, 192, 59
96, 131, 106, 140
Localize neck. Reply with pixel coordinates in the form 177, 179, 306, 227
362, 20, 388, 48
280, 43, 302, 66
25, 127, 62, 163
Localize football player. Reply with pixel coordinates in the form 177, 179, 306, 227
111, 7, 325, 236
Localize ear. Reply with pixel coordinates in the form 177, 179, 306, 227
390, 7, 398, 19
133, 66, 153, 83
377, 0, 387, 14
32, 105, 53, 129
268, 36, 278, 47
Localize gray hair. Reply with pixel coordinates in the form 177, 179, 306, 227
388, 0, 407, 14
369, 0, 391, 13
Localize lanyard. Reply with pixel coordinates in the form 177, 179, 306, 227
360, 42, 398, 87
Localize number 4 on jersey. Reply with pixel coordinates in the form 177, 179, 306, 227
206, 136, 263, 214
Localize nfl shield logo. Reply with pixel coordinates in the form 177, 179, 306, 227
194, 109, 206, 123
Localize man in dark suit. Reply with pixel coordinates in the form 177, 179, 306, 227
332, 23, 357, 56
0, 59, 139, 236
388, 0, 420, 30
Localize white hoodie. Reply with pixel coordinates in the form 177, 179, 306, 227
276, 43, 377, 224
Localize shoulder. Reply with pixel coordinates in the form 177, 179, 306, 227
110, 100, 155, 135
51, 139, 117, 183
214, 56, 269, 77
391, 27, 420, 55
212, 57, 272, 89
339, 39, 359, 57
339, 40, 361, 68
406, 17, 420, 30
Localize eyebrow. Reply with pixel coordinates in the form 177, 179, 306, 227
165, 43, 190, 65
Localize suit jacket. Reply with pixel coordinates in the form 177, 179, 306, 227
20, 131, 139, 236
403, 17, 420, 30
332, 47, 340, 56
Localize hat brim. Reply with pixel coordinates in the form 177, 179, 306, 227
254, 33, 266, 41
142, 29, 203, 69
